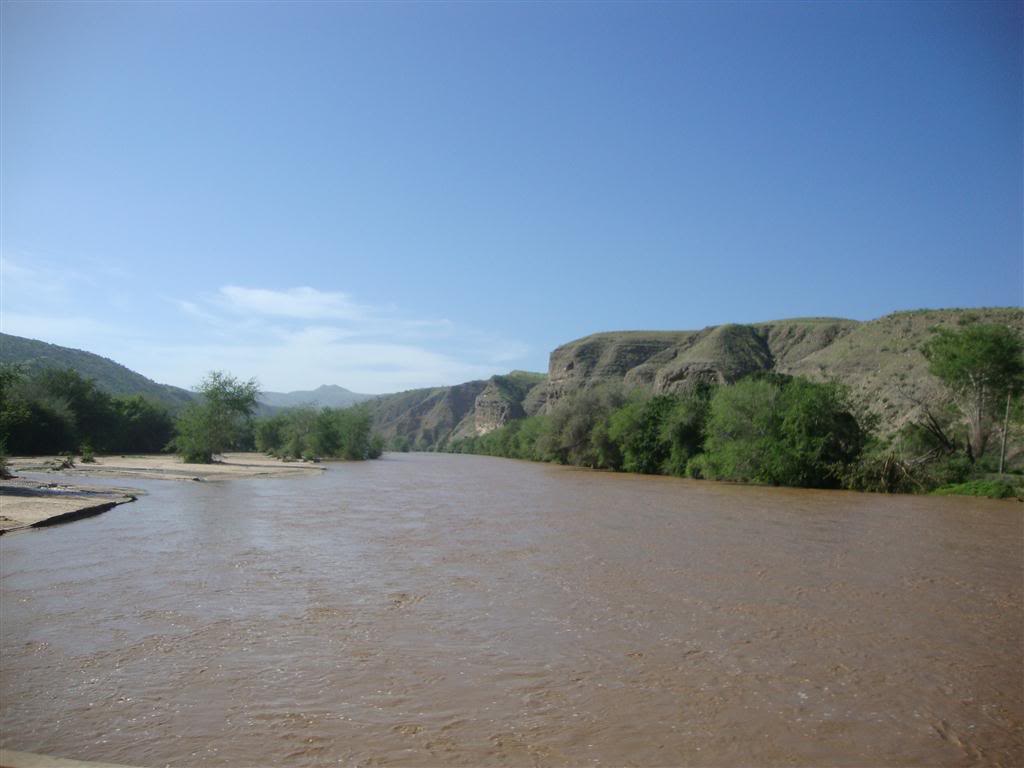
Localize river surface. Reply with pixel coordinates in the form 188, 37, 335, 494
1, 453, 1021, 767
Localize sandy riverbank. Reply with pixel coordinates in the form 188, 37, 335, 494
6, 452, 325, 482
0, 478, 138, 534
1, 453, 323, 533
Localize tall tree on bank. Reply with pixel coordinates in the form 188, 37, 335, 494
922, 324, 1024, 462
173, 371, 259, 463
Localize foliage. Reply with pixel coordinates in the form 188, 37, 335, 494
675, 376, 865, 488
659, 386, 713, 476
536, 386, 627, 467
448, 376, 865, 490
923, 324, 1024, 460
114, 395, 176, 453
608, 395, 678, 474
172, 371, 259, 463
0, 364, 175, 456
254, 405, 382, 461
0, 332, 194, 411
931, 479, 1019, 499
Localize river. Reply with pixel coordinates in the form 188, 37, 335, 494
1, 453, 1021, 766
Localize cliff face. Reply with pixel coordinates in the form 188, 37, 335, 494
536, 309, 1024, 434
366, 380, 488, 450
542, 319, 856, 402
471, 372, 547, 435
367, 371, 546, 449
370, 308, 1023, 449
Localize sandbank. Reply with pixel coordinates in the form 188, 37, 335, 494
0, 478, 137, 534
6, 451, 325, 482
1, 453, 322, 533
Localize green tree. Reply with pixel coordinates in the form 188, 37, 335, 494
922, 324, 1024, 461
608, 395, 677, 474
536, 385, 627, 467
113, 395, 175, 453
660, 386, 713, 476
173, 371, 259, 463
703, 376, 865, 488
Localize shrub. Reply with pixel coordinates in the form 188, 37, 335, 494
932, 479, 1018, 499
703, 376, 865, 487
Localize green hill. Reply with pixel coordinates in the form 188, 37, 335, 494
0, 333, 196, 411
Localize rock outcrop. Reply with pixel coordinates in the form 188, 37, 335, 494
366, 371, 546, 449
533, 309, 1023, 435
368, 308, 1023, 449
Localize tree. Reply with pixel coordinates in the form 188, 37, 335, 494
173, 371, 259, 463
536, 385, 627, 467
113, 395, 175, 453
702, 376, 865, 488
922, 324, 1024, 461
659, 386, 713, 476
608, 394, 677, 474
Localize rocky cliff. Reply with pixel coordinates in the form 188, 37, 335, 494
535, 308, 1023, 433
370, 307, 1022, 449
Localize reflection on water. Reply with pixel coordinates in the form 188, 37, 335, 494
2, 453, 1021, 766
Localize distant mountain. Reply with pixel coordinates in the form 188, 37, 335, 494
259, 384, 375, 410
0, 333, 196, 411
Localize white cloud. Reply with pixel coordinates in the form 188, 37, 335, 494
149, 284, 532, 391
2, 275, 533, 393
218, 285, 368, 321
139, 338, 500, 394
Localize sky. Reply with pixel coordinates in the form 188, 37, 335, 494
2, 0, 1021, 394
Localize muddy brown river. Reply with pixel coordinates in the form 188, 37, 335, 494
1, 453, 1021, 766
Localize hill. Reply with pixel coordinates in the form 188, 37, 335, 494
365, 371, 547, 451
375, 308, 1022, 450
536, 308, 1023, 435
0, 333, 196, 411
259, 384, 374, 410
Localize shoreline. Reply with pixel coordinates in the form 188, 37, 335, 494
0, 477, 138, 535
1, 452, 324, 534
6, 452, 325, 482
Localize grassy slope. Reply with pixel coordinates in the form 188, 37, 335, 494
782, 308, 1024, 433
0, 333, 195, 411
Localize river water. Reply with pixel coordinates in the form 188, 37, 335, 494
1, 453, 1021, 767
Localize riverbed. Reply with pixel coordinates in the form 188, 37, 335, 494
1, 453, 1021, 766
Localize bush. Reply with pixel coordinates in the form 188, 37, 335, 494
252, 405, 382, 461
171, 372, 259, 463
932, 479, 1018, 499
702, 376, 865, 488
685, 454, 709, 479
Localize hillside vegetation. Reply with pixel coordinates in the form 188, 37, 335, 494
0, 333, 195, 411
365, 308, 1022, 453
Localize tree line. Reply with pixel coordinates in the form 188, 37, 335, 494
448, 323, 1024, 495
0, 367, 383, 464
0, 365, 176, 455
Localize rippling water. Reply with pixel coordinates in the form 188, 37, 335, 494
1, 453, 1021, 766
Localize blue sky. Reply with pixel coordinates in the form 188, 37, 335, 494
2, 1, 1021, 393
